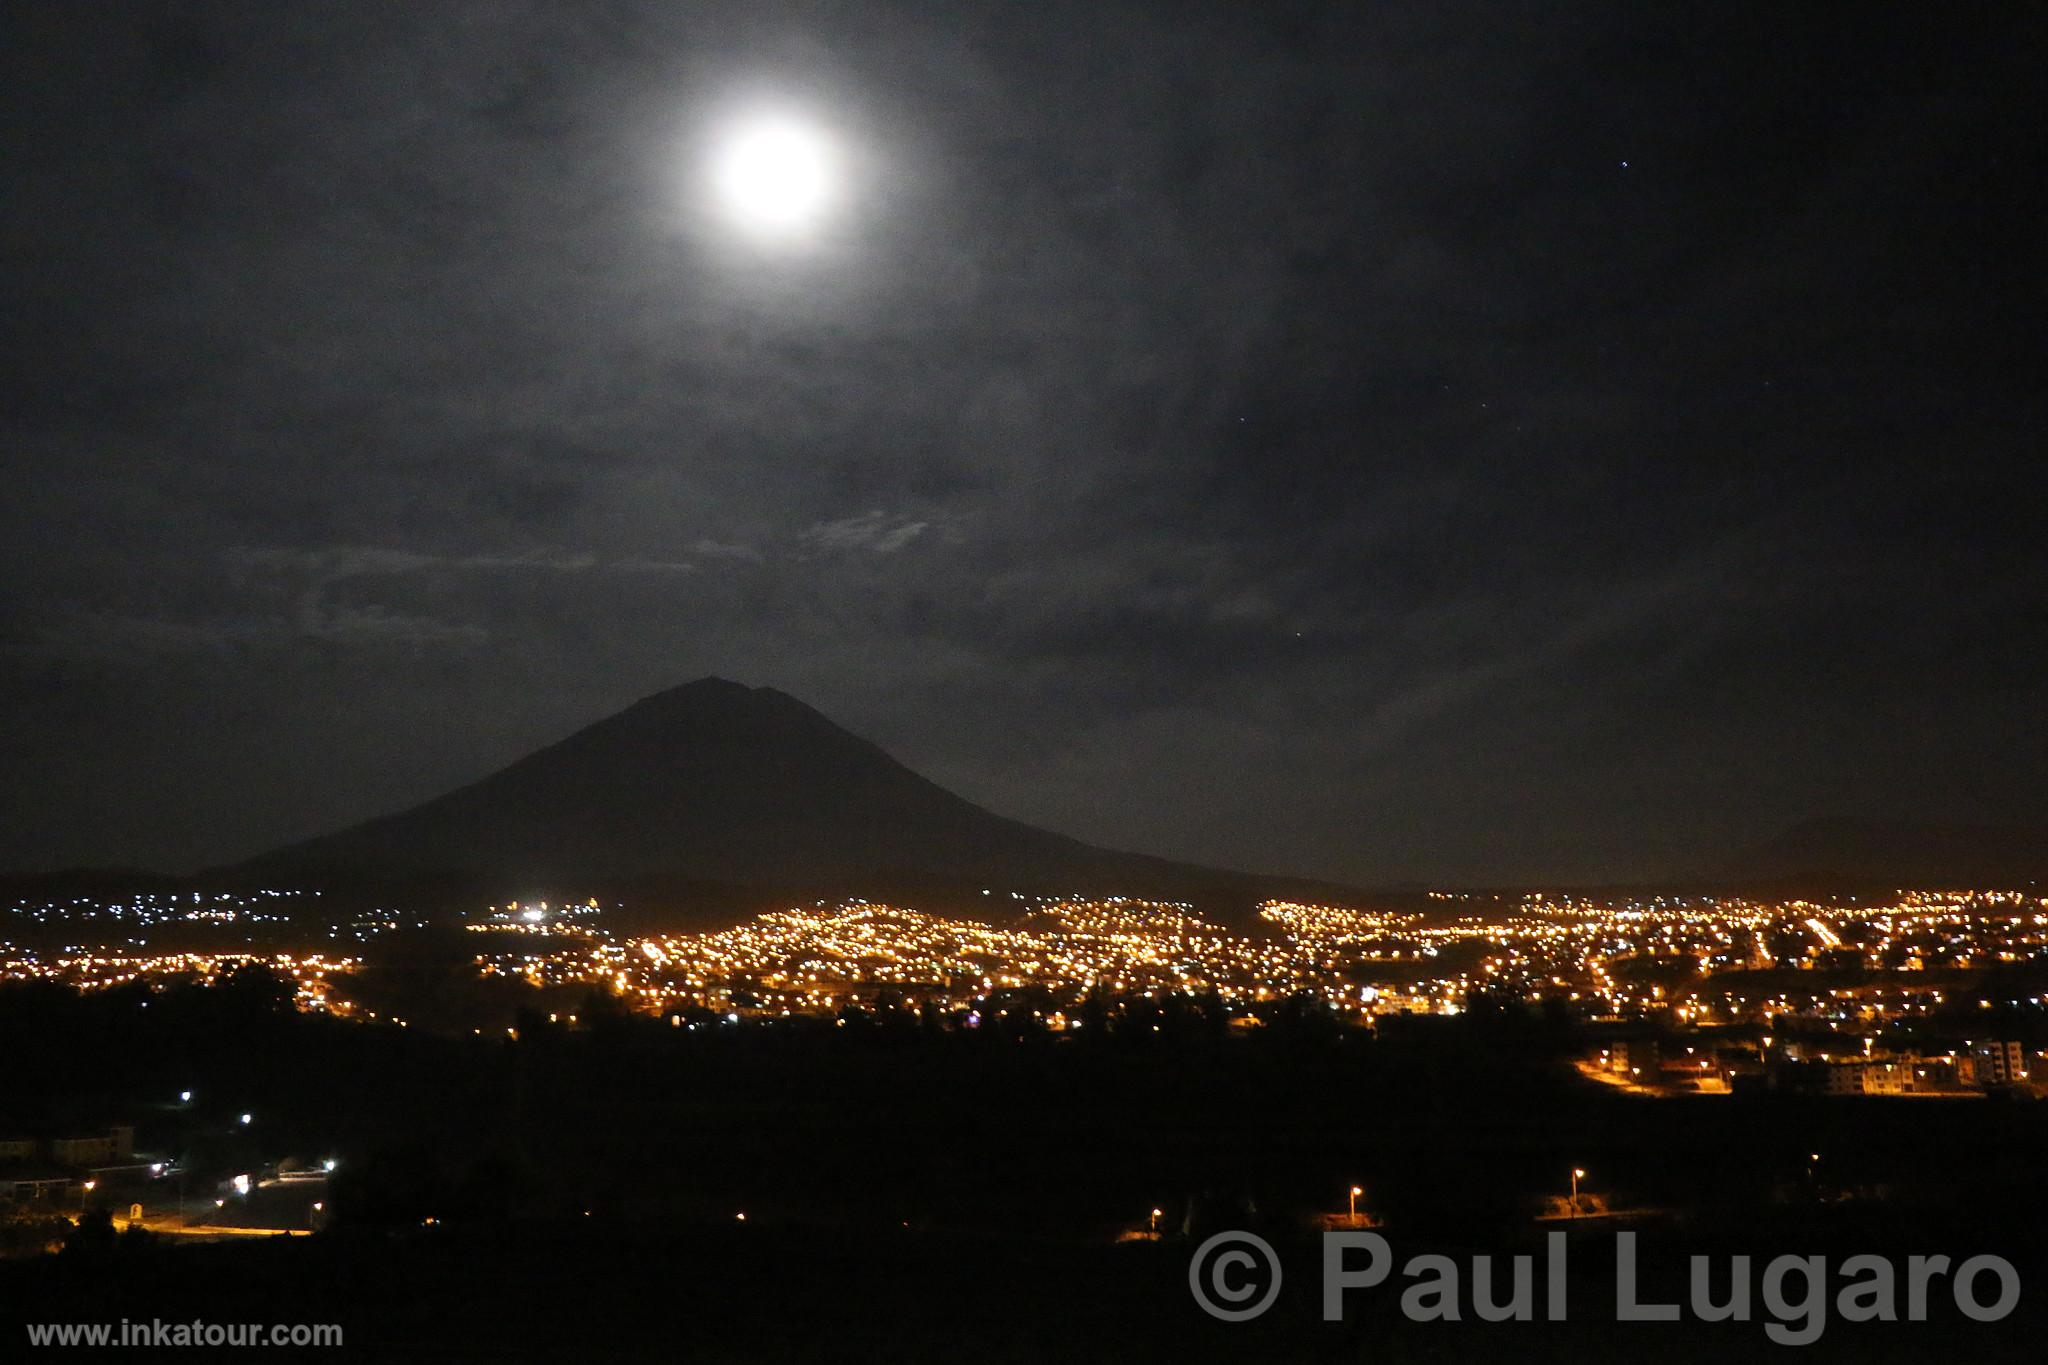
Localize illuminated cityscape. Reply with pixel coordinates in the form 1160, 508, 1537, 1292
16, 887, 2038, 1093
456, 890, 2048, 1044
4, 0, 2044, 1351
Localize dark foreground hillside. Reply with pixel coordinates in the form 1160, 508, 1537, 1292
4, 982, 2046, 1360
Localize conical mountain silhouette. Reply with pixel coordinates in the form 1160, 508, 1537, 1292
239, 678, 1339, 913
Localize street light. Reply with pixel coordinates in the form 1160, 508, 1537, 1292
239, 1113, 252, 1126
1149, 1207, 1162, 1234
1570, 1167, 1586, 1216
1349, 1185, 1363, 1221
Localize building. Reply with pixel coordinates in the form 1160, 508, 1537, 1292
0, 1126, 143, 1205
1859, 1060, 1915, 1095
0, 1164, 79, 1205
1771, 1058, 1900, 1095
48, 1126, 134, 1166
1820, 1063, 1864, 1096
1602, 1036, 1660, 1080
1961, 1040, 2027, 1087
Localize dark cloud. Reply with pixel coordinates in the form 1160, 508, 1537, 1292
1, 0, 2042, 881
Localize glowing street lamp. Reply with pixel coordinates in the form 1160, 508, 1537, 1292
1570, 1167, 1586, 1215
1349, 1185, 1364, 1221
1149, 1207, 1163, 1234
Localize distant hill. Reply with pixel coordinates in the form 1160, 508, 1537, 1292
1721, 817, 2048, 889
228, 678, 1351, 920
0, 866, 185, 901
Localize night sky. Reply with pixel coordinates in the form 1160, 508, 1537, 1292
2, 2, 2042, 885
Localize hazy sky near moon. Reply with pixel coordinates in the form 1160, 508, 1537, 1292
1, 1, 2043, 883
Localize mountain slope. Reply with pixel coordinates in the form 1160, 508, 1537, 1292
235, 678, 1337, 911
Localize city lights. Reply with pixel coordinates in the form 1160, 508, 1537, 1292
6, 888, 2044, 1093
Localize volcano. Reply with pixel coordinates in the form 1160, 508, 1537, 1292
234, 678, 1345, 916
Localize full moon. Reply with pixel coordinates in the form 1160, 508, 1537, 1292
709, 116, 838, 240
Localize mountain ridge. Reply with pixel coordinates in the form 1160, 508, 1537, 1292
1716, 815, 2048, 889
226, 677, 1356, 920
